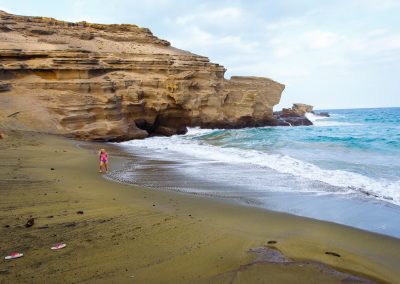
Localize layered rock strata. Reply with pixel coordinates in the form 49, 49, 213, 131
0, 11, 285, 141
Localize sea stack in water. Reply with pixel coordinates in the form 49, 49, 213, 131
0, 11, 285, 141
274, 103, 314, 126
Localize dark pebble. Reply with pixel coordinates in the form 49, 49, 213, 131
26, 218, 35, 227
4, 225, 10, 228
50, 168, 55, 170
267, 240, 277, 244
325, 251, 341, 257
77, 210, 84, 215
47, 215, 54, 218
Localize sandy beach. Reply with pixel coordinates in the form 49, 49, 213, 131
1, 131, 400, 284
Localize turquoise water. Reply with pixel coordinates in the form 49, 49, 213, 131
117, 107, 400, 237
196, 108, 400, 192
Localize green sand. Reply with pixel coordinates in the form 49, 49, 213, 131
1, 131, 399, 283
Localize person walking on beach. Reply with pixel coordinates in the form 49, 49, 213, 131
99, 149, 109, 174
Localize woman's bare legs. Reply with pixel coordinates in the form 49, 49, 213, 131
99, 162, 103, 173
105, 162, 109, 173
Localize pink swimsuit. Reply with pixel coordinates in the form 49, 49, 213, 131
100, 153, 108, 163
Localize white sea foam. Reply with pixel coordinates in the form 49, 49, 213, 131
305, 113, 360, 127
185, 127, 217, 136
305, 112, 326, 122
119, 133, 400, 206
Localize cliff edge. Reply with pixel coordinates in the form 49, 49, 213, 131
0, 11, 285, 141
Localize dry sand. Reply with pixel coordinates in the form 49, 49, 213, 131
1, 131, 400, 283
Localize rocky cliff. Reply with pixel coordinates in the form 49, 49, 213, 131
0, 11, 285, 141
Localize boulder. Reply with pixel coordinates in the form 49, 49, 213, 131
292, 103, 314, 116
318, 112, 330, 117
273, 103, 313, 126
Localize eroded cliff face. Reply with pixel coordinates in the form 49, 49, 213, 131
0, 11, 285, 141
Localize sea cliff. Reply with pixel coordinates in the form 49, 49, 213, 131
0, 11, 284, 141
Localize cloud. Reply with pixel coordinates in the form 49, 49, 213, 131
265, 18, 304, 31
0, 5, 11, 12
172, 16, 392, 83
274, 47, 295, 59
177, 7, 241, 23
352, 0, 400, 10
301, 30, 342, 49
170, 25, 259, 58
367, 28, 390, 37
166, 0, 400, 98
176, 7, 242, 26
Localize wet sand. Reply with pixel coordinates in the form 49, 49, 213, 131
1, 131, 400, 283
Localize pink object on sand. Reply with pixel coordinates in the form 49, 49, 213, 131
5, 252, 24, 260
51, 243, 66, 250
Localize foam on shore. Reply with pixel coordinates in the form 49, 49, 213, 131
120, 131, 400, 206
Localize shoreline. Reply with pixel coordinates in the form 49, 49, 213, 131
1, 131, 400, 283
106, 128, 400, 238
99, 140, 400, 240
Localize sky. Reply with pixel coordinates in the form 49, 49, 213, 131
1, 0, 399, 109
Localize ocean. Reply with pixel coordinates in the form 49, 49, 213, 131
112, 107, 400, 238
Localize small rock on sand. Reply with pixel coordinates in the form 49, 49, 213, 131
25, 218, 35, 227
